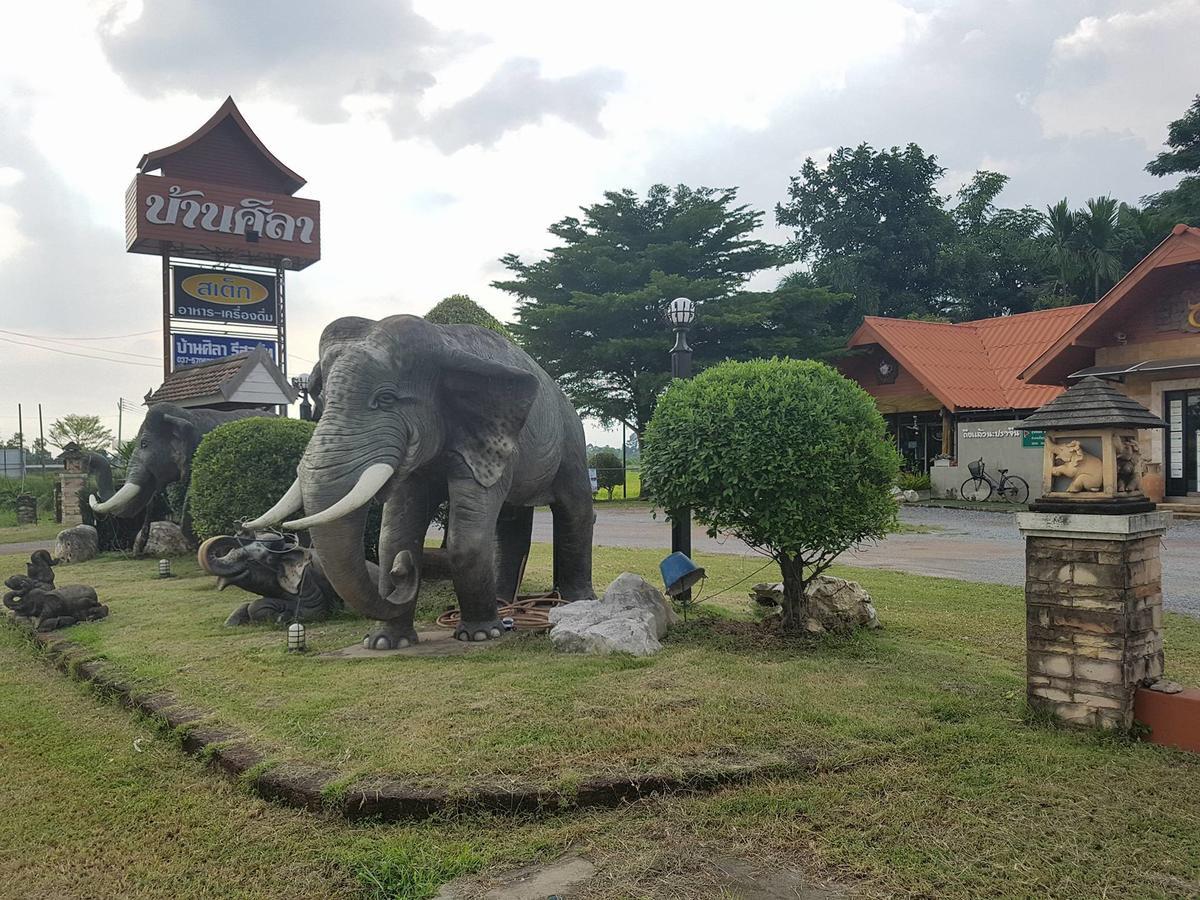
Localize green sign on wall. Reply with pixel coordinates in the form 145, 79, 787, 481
1022, 430, 1045, 448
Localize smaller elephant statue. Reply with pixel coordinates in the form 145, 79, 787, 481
197, 533, 379, 626
1048, 439, 1104, 492
26, 549, 58, 588
3, 574, 107, 631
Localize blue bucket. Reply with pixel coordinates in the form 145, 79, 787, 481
660, 551, 705, 597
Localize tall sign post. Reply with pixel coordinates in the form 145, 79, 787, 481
125, 97, 320, 386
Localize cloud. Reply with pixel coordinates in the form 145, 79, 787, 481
1034, 1, 1200, 148
422, 58, 622, 153
649, 0, 1181, 230
99, 0, 621, 150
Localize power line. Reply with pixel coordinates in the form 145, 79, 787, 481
0, 331, 160, 361
0, 327, 159, 342
0, 335, 160, 368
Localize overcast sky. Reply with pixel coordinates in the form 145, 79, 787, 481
0, 0, 1195, 446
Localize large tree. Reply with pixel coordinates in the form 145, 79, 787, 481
47, 414, 113, 452
1144, 95, 1200, 234
497, 184, 792, 435
776, 143, 956, 320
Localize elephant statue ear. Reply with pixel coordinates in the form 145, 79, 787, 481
441, 350, 540, 487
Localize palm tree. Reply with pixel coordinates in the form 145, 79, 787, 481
1073, 196, 1124, 300
1043, 199, 1079, 299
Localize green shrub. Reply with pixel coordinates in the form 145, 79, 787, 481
643, 358, 899, 631
898, 471, 932, 492
425, 294, 512, 338
189, 417, 315, 539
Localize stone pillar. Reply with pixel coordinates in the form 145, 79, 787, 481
1018, 511, 1170, 729
15, 493, 37, 525
59, 443, 85, 527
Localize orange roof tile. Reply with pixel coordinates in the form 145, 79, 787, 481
848, 304, 1092, 412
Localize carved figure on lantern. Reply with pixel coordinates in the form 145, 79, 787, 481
1115, 435, 1142, 493
1048, 439, 1104, 493
242, 314, 596, 650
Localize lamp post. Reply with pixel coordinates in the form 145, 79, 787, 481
666, 297, 696, 602
291, 372, 312, 421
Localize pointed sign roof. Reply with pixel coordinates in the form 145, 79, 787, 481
1016, 376, 1166, 431
137, 96, 306, 195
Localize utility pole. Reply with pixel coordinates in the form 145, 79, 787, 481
38, 403, 45, 476
16, 403, 24, 487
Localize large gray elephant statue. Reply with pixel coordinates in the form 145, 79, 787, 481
89, 404, 265, 519
197, 532, 379, 626
243, 315, 595, 650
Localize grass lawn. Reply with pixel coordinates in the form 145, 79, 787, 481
0, 520, 63, 544
593, 468, 641, 501
3, 542, 1200, 897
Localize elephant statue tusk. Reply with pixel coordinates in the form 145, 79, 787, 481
283, 464, 395, 530
89, 482, 141, 515
241, 477, 304, 530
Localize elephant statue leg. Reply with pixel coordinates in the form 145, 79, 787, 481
494, 505, 534, 604
363, 478, 443, 650
550, 490, 596, 603
447, 470, 510, 642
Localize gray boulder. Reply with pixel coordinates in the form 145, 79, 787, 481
142, 521, 191, 558
54, 525, 98, 564
549, 572, 678, 656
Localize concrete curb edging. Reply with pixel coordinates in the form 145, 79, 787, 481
13, 625, 812, 822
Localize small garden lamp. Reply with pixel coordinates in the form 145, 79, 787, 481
157, 558, 173, 579
287, 621, 307, 652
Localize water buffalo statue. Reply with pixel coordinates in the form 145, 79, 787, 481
242, 314, 595, 651
197, 532, 380, 626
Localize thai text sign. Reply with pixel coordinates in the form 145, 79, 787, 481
172, 332, 277, 369
172, 265, 277, 325
1022, 430, 1045, 448
126, 173, 321, 269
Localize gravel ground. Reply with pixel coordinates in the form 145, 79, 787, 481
544, 503, 1200, 618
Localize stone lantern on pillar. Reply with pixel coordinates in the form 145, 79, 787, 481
1015, 378, 1171, 730
1020, 377, 1165, 514
59, 442, 86, 527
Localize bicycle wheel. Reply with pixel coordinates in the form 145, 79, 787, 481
998, 475, 1029, 504
959, 476, 993, 502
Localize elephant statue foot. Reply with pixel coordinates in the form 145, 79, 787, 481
455, 617, 504, 642
363, 620, 420, 650
223, 596, 299, 627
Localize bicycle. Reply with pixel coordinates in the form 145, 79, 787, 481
959, 458, 1030, 504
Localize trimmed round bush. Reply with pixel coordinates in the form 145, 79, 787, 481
588, 448, 624, 499
190, 417, 314, 539
425, 294, 512, 338
642, 358, 899, 631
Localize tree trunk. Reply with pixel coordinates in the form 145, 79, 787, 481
777, 554, 809, 632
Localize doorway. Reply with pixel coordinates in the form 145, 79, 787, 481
1164, 390, 1200, 497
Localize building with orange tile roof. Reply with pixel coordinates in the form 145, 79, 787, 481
840, 305, 1092, 498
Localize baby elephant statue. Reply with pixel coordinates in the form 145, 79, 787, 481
3, 574, 108, 631
1048, 439, 1104, 492
197, 533, 379, 626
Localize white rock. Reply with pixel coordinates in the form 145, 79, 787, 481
748, 575, 880, 631
549, 572, 677, 656
54, 525, 98, 564
143, 521, 191, 557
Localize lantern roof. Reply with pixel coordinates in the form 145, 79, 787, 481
1017, 376, 1166, 431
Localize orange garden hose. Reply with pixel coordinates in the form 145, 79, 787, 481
435, 592, 565, 633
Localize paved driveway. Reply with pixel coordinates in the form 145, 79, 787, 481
540, 504, 1200, 617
